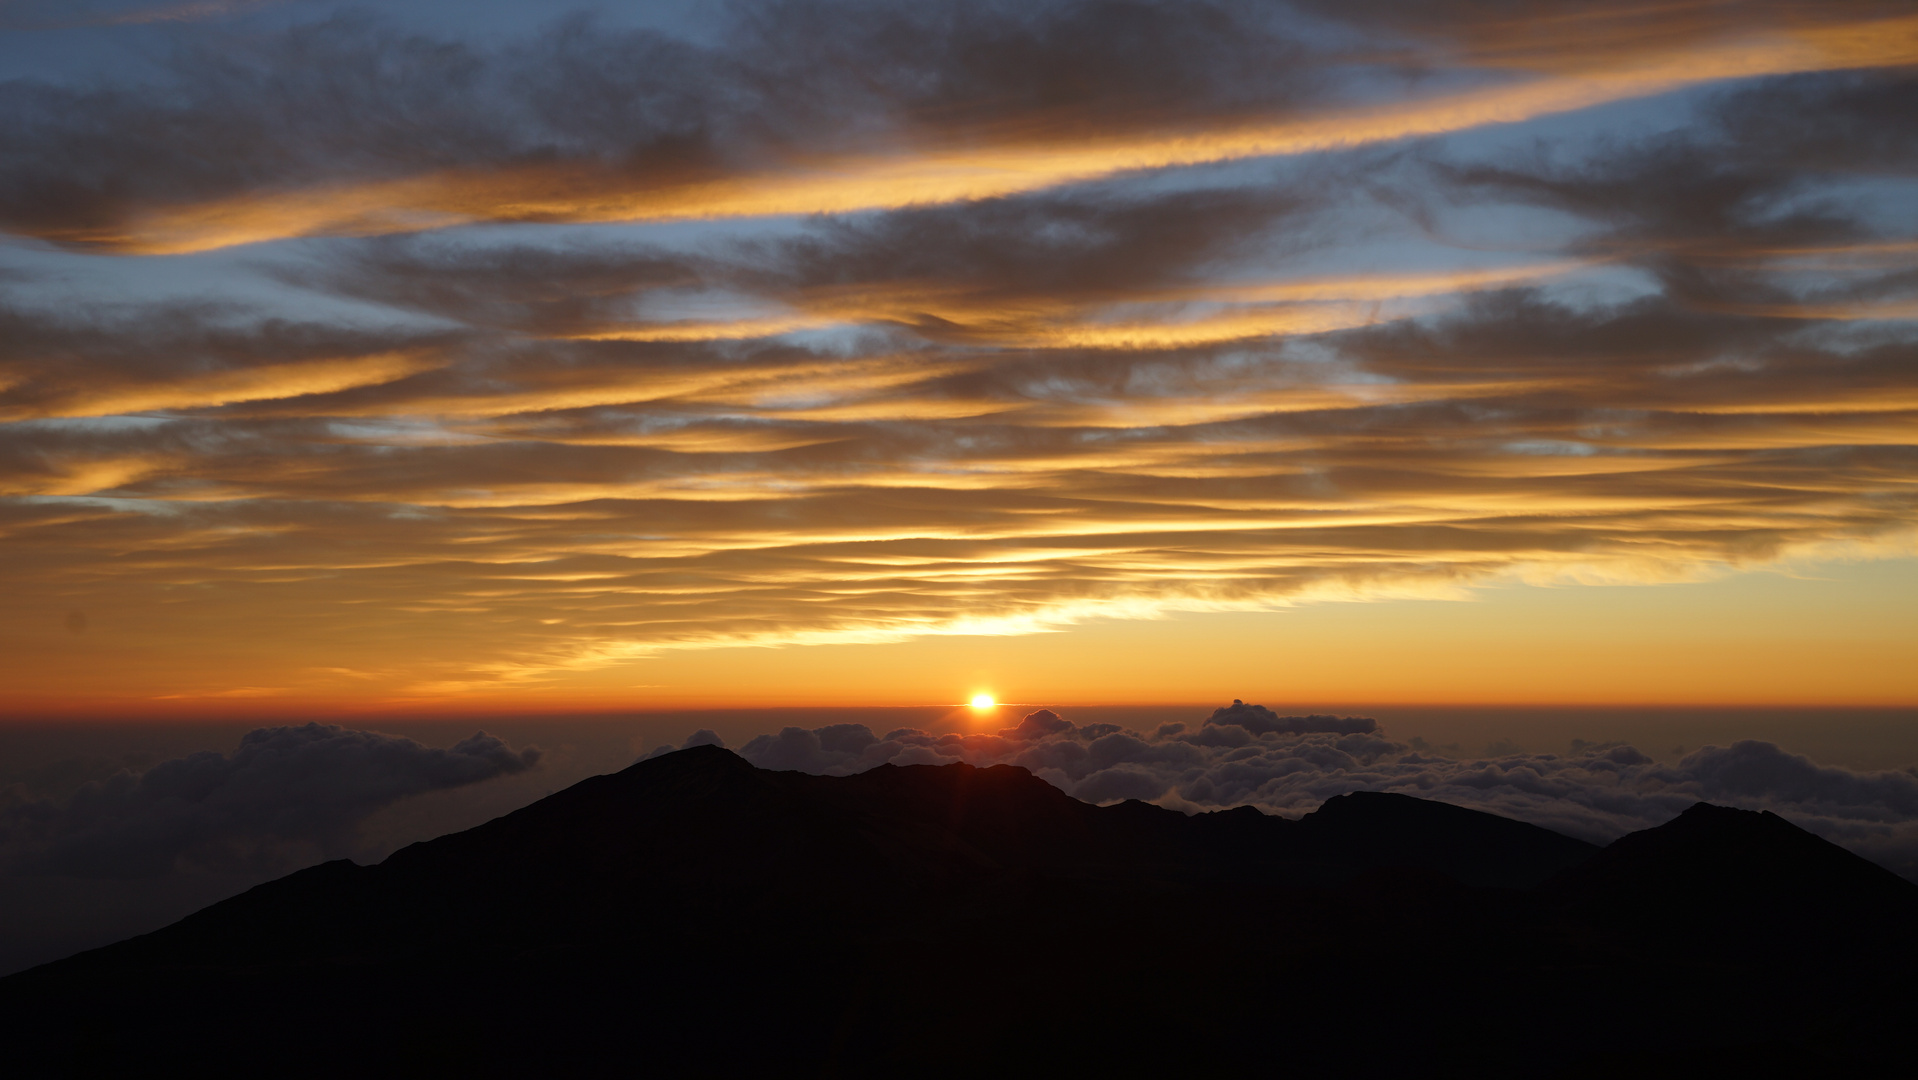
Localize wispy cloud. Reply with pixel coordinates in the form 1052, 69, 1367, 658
3, 4, 1916, 253
0, 2, 1913, 702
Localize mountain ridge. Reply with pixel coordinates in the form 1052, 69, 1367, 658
5, 745, 1913, 1076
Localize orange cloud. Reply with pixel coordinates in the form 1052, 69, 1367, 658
0, 351, 438, 421
3, 4, 1916, 710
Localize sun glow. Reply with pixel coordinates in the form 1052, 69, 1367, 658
970, 693, 995, 709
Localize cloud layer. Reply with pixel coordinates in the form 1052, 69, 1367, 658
726, 704, 1918, 879
4, 2, 1914, 252
0, 723, 540, 877
0, 1, 1913, 701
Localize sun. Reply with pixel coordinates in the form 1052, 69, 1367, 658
969, 693, 995, 709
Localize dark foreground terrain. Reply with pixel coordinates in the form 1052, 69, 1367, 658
5, 746, 1915, 1076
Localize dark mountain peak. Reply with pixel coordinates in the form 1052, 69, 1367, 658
1309, 789, 1445, 820
1210, 803, 1269, 820
618, 741, 758, 783
812, 760, 1132, 878
1621, 800, 1859, 861
637, 741, 748, 767
1550, 800, 1918, 954
1670, 799, 1786, 829
1582, 799, 1911, 880
800, 758, 1093, 833
8, 758, 1917, 1074
842, 758, 1054, 793
1104, 796, 1195, 823
496, 742, 766, 820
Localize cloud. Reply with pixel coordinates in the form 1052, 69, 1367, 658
734, 705, 1918, 880
3, 2, 1915, 252
1435, 69, 1918, 316
297, 180, 1340, 349
0, 3, 1320, 251
9, 255, 1912, 694
0, 303, 456, 424
0, 723, 540, 878
0, 4, 1913, 702
1199, 700, 1378, 737
1292, 0, 1918, 71
0, 1, 282, 30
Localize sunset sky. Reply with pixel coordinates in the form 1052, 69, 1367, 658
3, 0, 1916, 715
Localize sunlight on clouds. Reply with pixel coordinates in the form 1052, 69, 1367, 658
1188, 262, 1592, 304
1678, 390, 1918, 415
469, 423, 846, 453
568, 315, 839, 342
66, 14, 1918, 255
551, 263, 1586, 351
1014, 379, 1555, 428
1, 1, 1915, 707
1, 351, 439, 421
0, 455, 156, 497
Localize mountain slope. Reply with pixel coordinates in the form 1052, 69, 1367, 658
1548, 801, 1918, 955
3, 746, 1912, 1077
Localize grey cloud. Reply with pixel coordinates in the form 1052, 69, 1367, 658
1008, 709, 1072, 739
727, 0, 1311, 134
743, 182, 1327, 304
0, 723, 539, 878
1073, 765, 1171, 804
0, 1, 1323, 246
1202, 700, 1377, 737
1710, 70, 1918, 178
1670, 741, 1918, 818
6, 0, 1896, 249
1435, 70, 1918, 314
0, 13, 525, 242
738, 705, 1918, 880
295, 178, 1335, 345
1288, 0, 1915, 68
280, 236, 709, 337
736, 726, 869, 772
0, 301, 460, 423
0, 0, 284, 31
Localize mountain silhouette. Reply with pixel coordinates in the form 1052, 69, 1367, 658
4, 746, 1913, 1077
1548, 801, 1918, 956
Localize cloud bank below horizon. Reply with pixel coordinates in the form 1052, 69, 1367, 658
0, 722, 540, 879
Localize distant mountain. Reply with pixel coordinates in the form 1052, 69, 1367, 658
4, 746, 1913, 1077
1549, 801, 1918, 956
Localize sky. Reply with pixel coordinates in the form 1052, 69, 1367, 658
2, 0, 1917, 973
2, 0, 1915, 714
